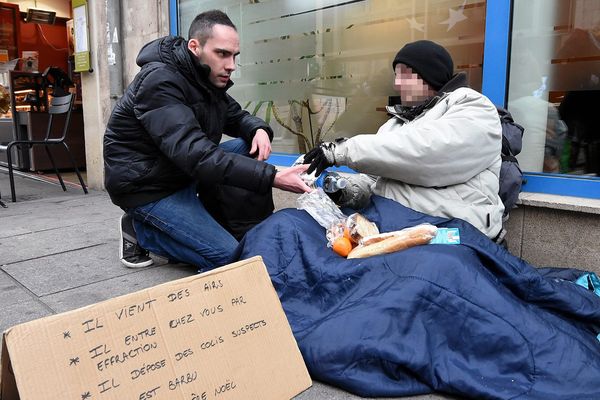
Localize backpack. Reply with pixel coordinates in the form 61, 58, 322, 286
496, 107, 525, 218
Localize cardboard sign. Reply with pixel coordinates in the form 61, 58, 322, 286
0, 257, 311, 400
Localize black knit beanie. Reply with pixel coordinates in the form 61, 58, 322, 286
392, 40, 454, 91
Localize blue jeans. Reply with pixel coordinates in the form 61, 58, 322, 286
129, 138, 250, 271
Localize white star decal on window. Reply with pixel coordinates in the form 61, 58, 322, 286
440, 0, 468, 31
406, 17, 425, 32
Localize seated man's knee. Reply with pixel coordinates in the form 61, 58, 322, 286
219, 138, 249, 155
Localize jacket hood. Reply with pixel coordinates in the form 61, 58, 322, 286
135, 36, 232, 91
136, 36, 193, 70
437, 71, 469, 94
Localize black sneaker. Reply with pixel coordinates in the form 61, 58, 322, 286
119, 214, 154, 268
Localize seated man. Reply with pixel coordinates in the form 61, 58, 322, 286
304, 40, 504, 239
104, 10, 311, 270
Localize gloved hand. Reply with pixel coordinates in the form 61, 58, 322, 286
331, 174, 375, 209
303, 139, 345, 176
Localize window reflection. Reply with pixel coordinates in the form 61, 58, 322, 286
179, 0, 487, 153
509, 0, 600, 177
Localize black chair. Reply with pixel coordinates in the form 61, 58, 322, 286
0, 93, 88, 202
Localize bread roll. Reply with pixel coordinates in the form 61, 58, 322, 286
346, 213, 379, 243
347, 224, 437, 259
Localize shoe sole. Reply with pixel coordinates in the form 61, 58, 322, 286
121, 256, 154, 268
119, 215, 154, 268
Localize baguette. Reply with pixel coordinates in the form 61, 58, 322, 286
359, 231, 401, 246
348, 224, 437, 259
360, 223, 437, 246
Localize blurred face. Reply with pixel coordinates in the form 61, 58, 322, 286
188, 24, 240, 88
393, 64, 436, 105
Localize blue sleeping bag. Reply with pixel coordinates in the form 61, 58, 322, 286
234, 196, 600, 399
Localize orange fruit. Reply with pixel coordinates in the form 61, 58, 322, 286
332, 237, 353, 257
343, 227, 353, 241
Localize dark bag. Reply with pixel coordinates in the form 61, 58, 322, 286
198, 184, 275, 241
497, 107, 525, 217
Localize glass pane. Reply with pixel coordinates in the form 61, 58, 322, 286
179, 0, 487, 153
508, 0, 600, 178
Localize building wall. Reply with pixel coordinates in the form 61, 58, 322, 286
120, 0, 170, 86
506, 196, 600, 273
81, 0, 169, 190
79, 0, 109, 190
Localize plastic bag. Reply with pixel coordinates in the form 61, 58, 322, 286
329, 213, 381, 257
345, 213, 379, 244
296, 190, 380, 257
296, 188, 346, 233
359, 223, 437, 246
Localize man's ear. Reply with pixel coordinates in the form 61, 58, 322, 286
187, 38, 201, 56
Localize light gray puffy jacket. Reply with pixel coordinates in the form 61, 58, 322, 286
333, 86, 504, 239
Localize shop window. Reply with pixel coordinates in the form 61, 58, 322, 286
177, 0, 487, 153
508, 0, 600, 185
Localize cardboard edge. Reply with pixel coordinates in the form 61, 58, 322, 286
256, 261, 314, 393
0, 334, 19, 400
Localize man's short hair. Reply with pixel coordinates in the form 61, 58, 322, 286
188, 10, 237, 45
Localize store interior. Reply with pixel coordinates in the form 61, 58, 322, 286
0, 0, 85, 180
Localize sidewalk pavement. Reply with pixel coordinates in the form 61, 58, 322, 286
0, 169, 453, 400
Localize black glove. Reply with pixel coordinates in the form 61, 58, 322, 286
303, 141, 339, 176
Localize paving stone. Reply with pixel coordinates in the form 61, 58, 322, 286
41, 263, 196, 313
0, 299, 53, 336
3, 243, 141, 296
295, 382, 456, 400
0, 217, 120, 265
0, 269, 36, 307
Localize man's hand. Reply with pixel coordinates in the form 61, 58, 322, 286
303, 142, 337, 176
250, 129, 272, 161
273, 164, 313, 193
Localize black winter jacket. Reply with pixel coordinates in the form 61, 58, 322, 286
104, 36, 276, 208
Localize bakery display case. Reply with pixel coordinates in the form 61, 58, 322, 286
0, 71, 46, 170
